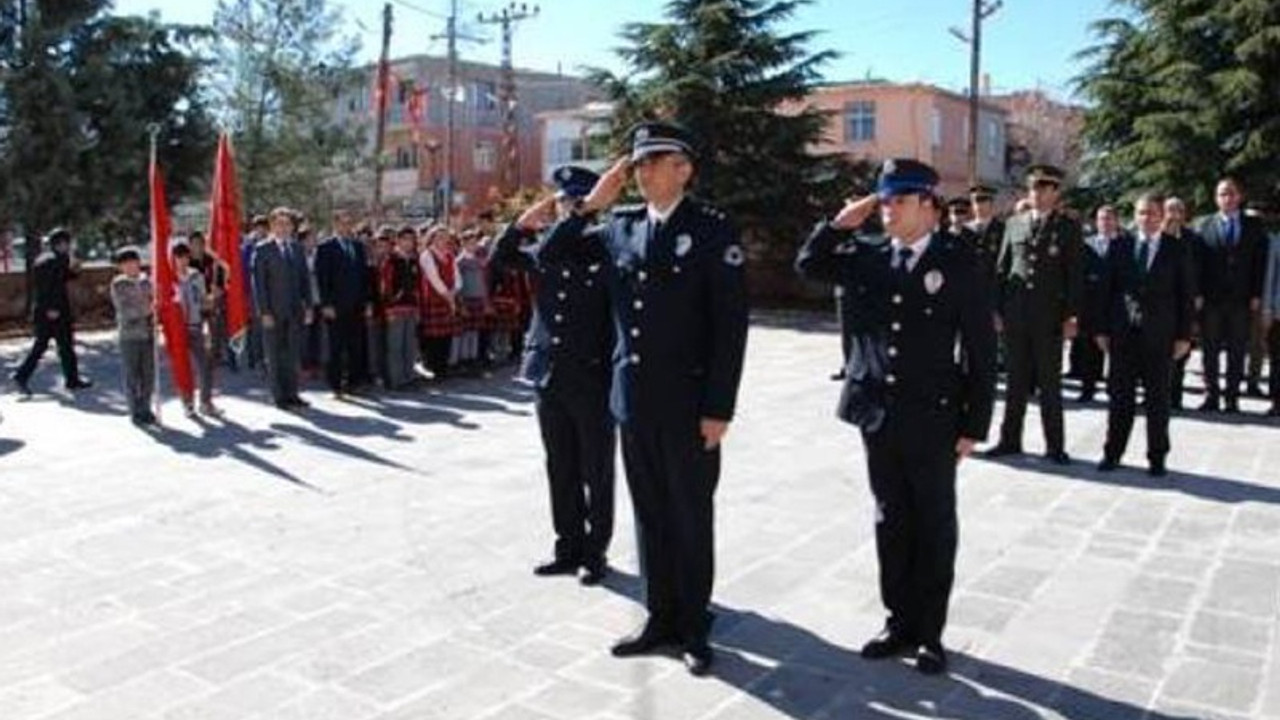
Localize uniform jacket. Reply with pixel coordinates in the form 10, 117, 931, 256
315, 235, 370, 313
796, 222, 997, 441
543, 197, 749, 424
1096, 232, 1195, 345
995, 211, 1084, 326
252, 238, 311, 322
491, 222, 614, 390
1195, 213, 1267, 306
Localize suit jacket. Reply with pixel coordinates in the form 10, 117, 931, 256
252, 237, 310, 322
1097, 233, 1195, 346
315, 235, 370, 313
796, 223, 997, 441
1195, 212, 1267, 306
996, 211, 1084, 326
543, 197, 749, 425
31, 250, 75, 319
1080, 232, 1127, 333
491, 223, 613, 390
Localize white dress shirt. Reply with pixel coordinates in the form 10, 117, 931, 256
890, 232, 932, 273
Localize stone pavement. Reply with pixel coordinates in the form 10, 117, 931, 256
0, 315, 1278, 720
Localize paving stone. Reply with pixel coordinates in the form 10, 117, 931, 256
1086, 609, 1180, 679
968, 565, 1052, 603
1159, 658, 1263, 714
1204, 560, 1280, 618
1189, 611, 1272, 657
1118, 574, 1198, 615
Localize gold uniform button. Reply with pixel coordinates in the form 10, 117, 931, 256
562, 269, 571, 279
886, 374, 898, 385
891, 322, 902, 332
630, 353, 641, 365
630, 328, 640, 338
633, 299, 644, 310
557, 292, 567, 301
892, 294, 903, 305
888, 347, 899, 358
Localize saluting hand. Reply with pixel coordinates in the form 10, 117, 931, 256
516, 195, 557, 232
582, 157, 631, 214
700, 418, 730, 450
1173, 340, 1191, 360
832, 195, 879, 231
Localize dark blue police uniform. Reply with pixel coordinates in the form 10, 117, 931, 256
543, 124, 749, 670
796, 159, 997, 675
490, 166, 617, 582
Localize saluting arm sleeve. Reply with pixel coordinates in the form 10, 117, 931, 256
794, 221, 849, 284
489, 224, 537, 273
702, 226, 750, 422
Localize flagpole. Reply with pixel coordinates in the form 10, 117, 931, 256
148, 123, 164, 426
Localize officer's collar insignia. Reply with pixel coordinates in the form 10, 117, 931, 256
676, 234, 693, 257
723, 244, 745, 267
1049, 244, 1060, 256
924, 269, 945, 295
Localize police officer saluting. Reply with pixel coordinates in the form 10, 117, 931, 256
542, 122, 750, 676
987, 164, 1083, 464
491, 165, 617, 586
796, 159, 996, 675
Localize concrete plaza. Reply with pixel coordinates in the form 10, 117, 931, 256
0, 315, 1278, 720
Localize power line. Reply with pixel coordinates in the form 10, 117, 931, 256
388, 0, 447, 20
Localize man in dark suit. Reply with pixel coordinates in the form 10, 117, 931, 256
987, 165, 1083, 464
492, 166, 617, 586
10, 228, 93, 396
1162, 197, 1203, 411
253, 207, 312, 409
796, 159, 997, 676
1074, 205, 1126, 403
1096, 194, 1194, 476
1194, 177, 1267, 413
543, 123, 749, 676
315, 209, 371, 398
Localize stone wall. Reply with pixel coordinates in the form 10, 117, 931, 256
0, 265, 118, 337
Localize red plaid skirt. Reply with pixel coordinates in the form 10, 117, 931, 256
420, 292, 460, 338
489, 296, 525, 333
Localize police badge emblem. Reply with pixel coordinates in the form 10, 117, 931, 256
675, 234, 693, 257
924, 269, 945, 295
557, 167, 571, 182
635, 126, 651, 142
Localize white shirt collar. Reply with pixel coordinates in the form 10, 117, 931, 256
647, 195, 685, 225
890, 232, 932, 272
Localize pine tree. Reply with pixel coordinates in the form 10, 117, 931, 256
587, 0, 866, 266
210, 0, 366, 221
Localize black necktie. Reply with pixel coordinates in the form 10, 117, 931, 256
1137, 239, 1150, 275
895, 246, 914, 277
1225, 216, 1237, 247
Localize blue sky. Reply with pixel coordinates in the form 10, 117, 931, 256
113, 0, 1117, 100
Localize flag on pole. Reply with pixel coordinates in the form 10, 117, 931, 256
150, 146, 195, 402
208, 133, 249, 350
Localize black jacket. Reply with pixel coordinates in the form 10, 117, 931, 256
1097, 233, 1195, 345
797, 223, 997, 441
31, 250, 75, 320
315, 236, 370, 313
490, 222, 614, 390
1195, 213, 1267, 306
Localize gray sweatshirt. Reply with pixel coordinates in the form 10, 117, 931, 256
110, 274, 154, 342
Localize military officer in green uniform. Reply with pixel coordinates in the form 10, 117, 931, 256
986, 165, 1083, 464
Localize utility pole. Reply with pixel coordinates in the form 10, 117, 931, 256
477, 2, 539, 197
950, 0, 1002, 187
372, 3, 393, 221
431, 0, 483, 225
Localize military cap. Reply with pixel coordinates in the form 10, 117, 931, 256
969, 184, 997, 200
552, 165, 600, 199
44, 227, 72, 245
630, 121, 698, 163
947, 196, 972, 211
1026, 164, 1066, 186
876, 158, 939, 199
375, 224, 395, 240
113, 245, 142, 264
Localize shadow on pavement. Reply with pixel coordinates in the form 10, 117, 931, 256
144, 417, 323, 493
601, 569, 1193, 720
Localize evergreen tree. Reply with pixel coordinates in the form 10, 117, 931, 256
587, 0, 867, 266
1076, 0, 1280, 209
210, 0, 366, 221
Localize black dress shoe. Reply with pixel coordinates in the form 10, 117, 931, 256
916, 643, 948, 675
1224, 399, 1241, 414
533, 559, 579, 577
1045, 450, 1071, 466
66, 377, 93, 391
288, 397, 311, 408
1246, 383, 1265, 399
1097, 457, 1120, 472
682, 644, 713, 676
984, 443, 1023, 459
580, 560, 609, 586
1076, 389, 1096, 403
611, 626, 678, 658
860, 630, 916, 660
1148, 458, 1167, 477
275, 400, 292, 410
1200, 396, 1220, 412
10, 373, 31, 398
830, 369, 847, 382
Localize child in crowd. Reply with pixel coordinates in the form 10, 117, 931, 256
454, 230, 492, 368
173, 242, 222, 419
419, 225, 460, 379
109, 246, 156, 426
382, 225, 422, 389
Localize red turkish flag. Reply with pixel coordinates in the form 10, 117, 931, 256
150, 149, 195, 402
208, 133, 249, 348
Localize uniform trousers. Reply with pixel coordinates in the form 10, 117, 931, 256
536, 374, 615, 564
621, 415, 719, 646
999, 312, 1066, 452
862, 405, 958, 646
